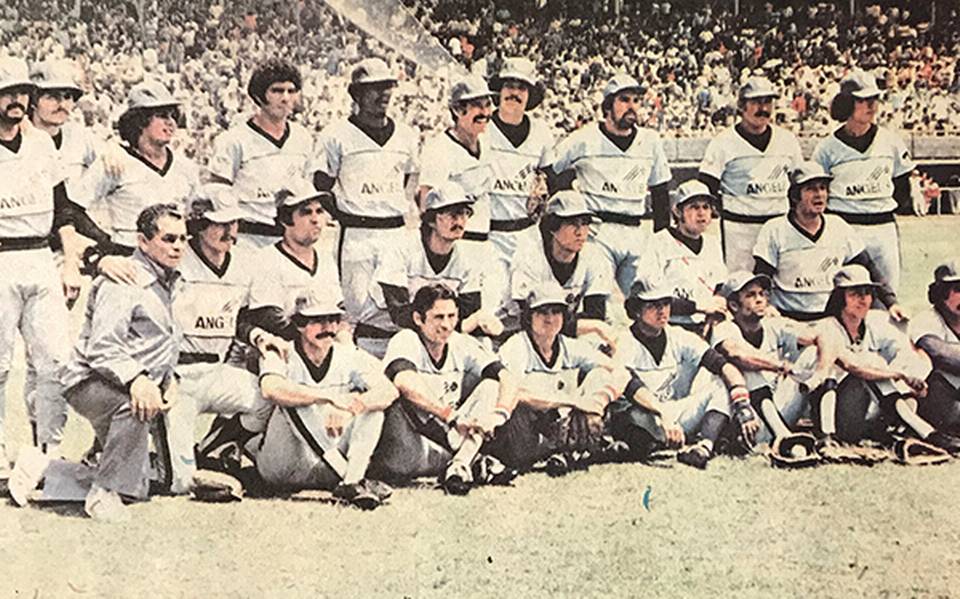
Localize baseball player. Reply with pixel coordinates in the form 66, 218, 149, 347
311, 57, 419, 329
606, 277, 759, 469
360, 183, 498, 358
753, 162, 903, 321
485, 57, 554, 311
238, 186, 340, 342
9, 204, 185, 520
0, 57, 72, 474
909, 262, 960, 434
638, 179, 727, 334
493, 282, 627, 475
808, 266, 960, 456
546, 73, 672, 296
256, 289, 397, 509
209, 58, 313, 250
370, 284, 518, 495
698, 77, 803, 272
811, 69, 914, 294
508, 191, 614, 346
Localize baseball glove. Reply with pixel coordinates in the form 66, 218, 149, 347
560, 409, 605, 453
769, 432, 820, 469
893, 438, 951, 466
191, 469, 243, 503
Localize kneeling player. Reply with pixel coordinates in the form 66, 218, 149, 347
371, 284, 518, 495
494, 283, 627, 475
256, 291, 398, 509
608, 278, 759, 469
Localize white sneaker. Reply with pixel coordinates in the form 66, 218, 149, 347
84, 485, 130, 523
9, 446, 51, 507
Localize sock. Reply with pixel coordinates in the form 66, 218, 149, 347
451, 432, 483, 471
759, 399, 791, 438
819, 390, 837, 436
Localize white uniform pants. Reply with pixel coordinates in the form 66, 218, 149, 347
849, 220, 900, 294
658, 371, 731, 438
337, 226, 408, 326
591, 221, 651, 296
720, 219, 766, 273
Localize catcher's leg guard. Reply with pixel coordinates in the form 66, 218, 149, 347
607, 399, 661, 460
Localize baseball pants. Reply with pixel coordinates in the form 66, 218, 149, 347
337, 226, 407, 326
658, 370, 732, 438
849, 220, 901, 293
720, 219, 766, 273
591, 221, 650, 297
257, 403, 385, 490
0, 249, 69, 453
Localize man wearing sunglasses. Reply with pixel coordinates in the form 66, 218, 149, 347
256, 288, 397, 509
9, 204, 186, 521
367, 182, 498, 358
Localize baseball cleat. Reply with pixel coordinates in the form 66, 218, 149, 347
363, 479, 393, 502
677, 442, 711, 470
333, 481, 381, 510
8, 446, 51, 507
440, 462, 472, 496
84, 484, 131, 523
924, 430, 960, 456
472, 454, 517, 486
545, 453, 569, 477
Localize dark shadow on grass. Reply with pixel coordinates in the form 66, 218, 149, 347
30, 501, 88, 519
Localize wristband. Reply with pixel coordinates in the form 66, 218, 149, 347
730, 386, 750, 404
438, 405, 453, 422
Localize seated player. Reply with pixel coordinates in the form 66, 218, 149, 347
639, 179, 726, 335
370, 284, 518, 495
607, 277, 759, 469
493, 282, 628, 475
809, 265, 960, 456
753, 162, 904, 321
256, 289, 398, 509
910, 262, 960, 434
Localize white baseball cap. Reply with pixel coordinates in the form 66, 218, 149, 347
839, 69, 882, 99
626, 276, 673, 303
0, 57, 33, 92
349, 57, 396, 88
187, 187, 246, 224
543, 190, 599, 221
274, 183, 332, 209
602, 73, 643, 99
670, 179, 716, 212
490, 57, 544, 109
789, 161, 833, 188
832, 265, 878, 289
738, 76, 779, 101
449, 75, 494, 105
125, 80, 179, 113
720, 271, 771, 299
423, 181, 476, 212
527, 281, 570, 311
30, 60, 83, 97
294, 288, 345, 318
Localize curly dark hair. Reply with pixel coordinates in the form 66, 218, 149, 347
247, 58, 302, 106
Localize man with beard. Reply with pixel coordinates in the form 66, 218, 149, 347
311, 58, 420, 337
698, 77, 803, 272
547, 73, 672, 297
753, 162, 902, 321
209, 59, 313, 249
0, 58, 73, 476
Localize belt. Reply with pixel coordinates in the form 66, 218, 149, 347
594, 211, 648, 226
353, 323, 396, 340
827, 211, 896, 225
337, 212, 404, 229
0, 236, 49, 252
463, 231, 489, 242
778, 309, 826, 322
490, 217, 535, 232
178, 352, 220, 365
721, 210, 780, 224
239, 220, 282, 237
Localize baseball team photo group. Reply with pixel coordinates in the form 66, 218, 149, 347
2, 0, 960, 596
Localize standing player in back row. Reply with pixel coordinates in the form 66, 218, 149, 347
311, 58, 419, 330
209, 59, 312, 249
698, 77, 802, 272
547, 73, 672, 297
811, 69, 914, 294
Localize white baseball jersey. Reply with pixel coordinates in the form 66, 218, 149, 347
753, 215, 864, 315
66, 145, 201, 247
549, 123, 671, 217
616, 326, 710, 401
311, 118, 419, 218
54, 121, 100, 185
247, 241, 340, 318
510, 227, 612, 310
641, 229, 727, 326
699, 125, 802, 217
173, 243, 255, 359
261, 341, 382, 397
208, 120, 313, 225
377, 232, 483, 298
484, 116, 554, 222
384, 328, 498, 411
811, 127, 914, 215
909, 308, 960, 387
419, 131, 495, 236
0, 127, 60, 237
817, 310, 929, 380
710, 317, 802, 390
498, 331, 605, 401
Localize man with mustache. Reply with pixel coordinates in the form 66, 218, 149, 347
546, 73, 672, 298
256, 288, 397, 509
752, 162, 901, 321
418, 77, 503, 339
0, 58, 75, 478
366, 182, 495, 358
639, 180, 727, 334
209, 59, 313, 250
311, 58, 420, 354
698, 77, 803, 272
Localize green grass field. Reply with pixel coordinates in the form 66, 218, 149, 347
2, 215, 959, 598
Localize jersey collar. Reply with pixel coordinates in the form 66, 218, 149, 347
246, 118, 290, 149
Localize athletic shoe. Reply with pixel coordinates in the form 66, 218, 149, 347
440, 461, 472, 496
332, 481, 381, 510
677, 442, 711, 470
925, 430, 960, 456
363, 479, 393, 502
9, 446, 51, 507
472, 454, 517, 486
545, 453, 569, 477
84, 484, 130, 523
